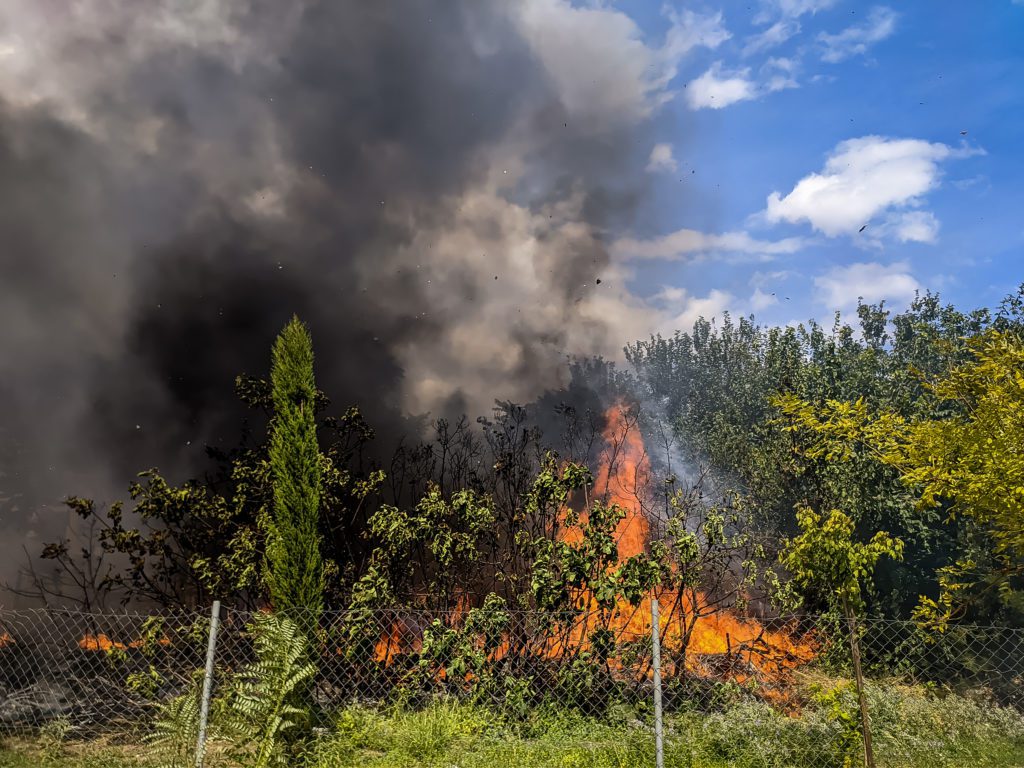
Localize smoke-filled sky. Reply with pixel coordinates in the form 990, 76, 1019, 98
0, 0, 732, 544
0, 0, 1022, 560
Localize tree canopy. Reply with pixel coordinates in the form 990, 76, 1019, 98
22, 285, 1024, 631
775, 329, 1024, 626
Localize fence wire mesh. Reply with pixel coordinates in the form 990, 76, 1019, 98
1, 605, 1022, 766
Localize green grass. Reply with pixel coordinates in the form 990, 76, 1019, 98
0, 738, 137, 768
3, 682, 1023, 768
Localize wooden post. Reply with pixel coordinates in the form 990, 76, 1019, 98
844, 598, 875, 768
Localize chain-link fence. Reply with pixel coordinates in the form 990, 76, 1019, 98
2, 603, 1023, 766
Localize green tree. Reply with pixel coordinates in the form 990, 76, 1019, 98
35, 378, 378, 610
355, 484, 497, 611
780, 507, 904, 617
626, 294, 991, 618
780, 507, 903, 768
775, 329, 1024, 626
263, 317, 324, 629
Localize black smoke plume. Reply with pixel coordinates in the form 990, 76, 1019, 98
0, 0, 700, 590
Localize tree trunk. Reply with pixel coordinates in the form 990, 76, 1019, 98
844, 597, 875, 768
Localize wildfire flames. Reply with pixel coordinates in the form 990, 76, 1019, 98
78, 633, 171, 652
366, 400, 816, 699
593, 401, 650, 561
79, 633, 132, 651
0, 631, 13, 648
589, 402, 816, 685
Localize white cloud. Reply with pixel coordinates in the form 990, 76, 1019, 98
686, 59, 797, 110
686, 63, 757, 109
778, 0, 839, 15
613, 227, 804, 260
818, 6, 898, 63
511, 2, 729, 125
755, 0, 839, 23
747, 270, 793, 312
650, 287, 734, 333
764, 136, 975, 239
743, 20, 801, 56
763, 57, 800, 92
750, 287, 779, 311
646, 143, 677, 173
661, 8, 733, 68
951, 174, 991, 193
814, 261, 921, 310
889, 211, 940, 243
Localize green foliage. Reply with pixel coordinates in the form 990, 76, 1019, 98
659, 489, 766, 666
234, 692, 1024, 768
780, 507, 904, 615
775, 329, 1024, 626
352, 449, 667, 624
358, 484, 496, 608
627, 293, 996, 619
50, 476, 263, 609
527, 455, 663, 617
808, 680, 863, 765
264, 317, 324, 629
402, 594, 513, 702
780, 508, 904, 768
224, 613, 317, 768
126, 665, 166, 700
310, 700, 496, 767
10, 682, 1024, 768
149, 614, 317, 768
39, 281, 1024, 637
149, 683, 202, 768
37, 718, 73, 764
45, 366, 378, 610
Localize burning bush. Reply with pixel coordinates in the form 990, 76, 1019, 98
325, 400, 817, 714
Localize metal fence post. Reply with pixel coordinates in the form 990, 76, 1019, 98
194, 600, 222, 768
651, 596, 665, 768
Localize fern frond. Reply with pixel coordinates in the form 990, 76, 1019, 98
149, 686, 203, 768
223, 613, 317, 768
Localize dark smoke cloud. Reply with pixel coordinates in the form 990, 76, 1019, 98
0, 0, 719, 587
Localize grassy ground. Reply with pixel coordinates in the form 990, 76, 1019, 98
2, 681, 1023, 767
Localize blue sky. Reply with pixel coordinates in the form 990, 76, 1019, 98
605, 0, 1024, 330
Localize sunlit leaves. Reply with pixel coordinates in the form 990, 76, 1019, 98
780, 507, 903, 615
775, 330, 1024, 624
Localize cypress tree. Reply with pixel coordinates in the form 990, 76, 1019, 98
264, 316, 324, 631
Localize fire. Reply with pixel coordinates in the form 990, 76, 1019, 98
0, 632, 13, 648
557, 402, 650, 557
365, 595, 474, 662
590, 401, 815, 683
77, 633, 171, 652
593, 402, 650, 560
355, 399, 816, 703
371, 618, 422, 663
79, 633, 125, 651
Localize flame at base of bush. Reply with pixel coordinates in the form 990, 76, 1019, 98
345, 400, 817, 711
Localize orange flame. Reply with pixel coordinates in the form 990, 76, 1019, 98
356, 400, 816, 702
77, 633, 171, 651
593, 402, 650, 560
563, 401, 816, 689
0, 632, 13, 648
79, 633, 125, 651
371, 619, 421, 663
